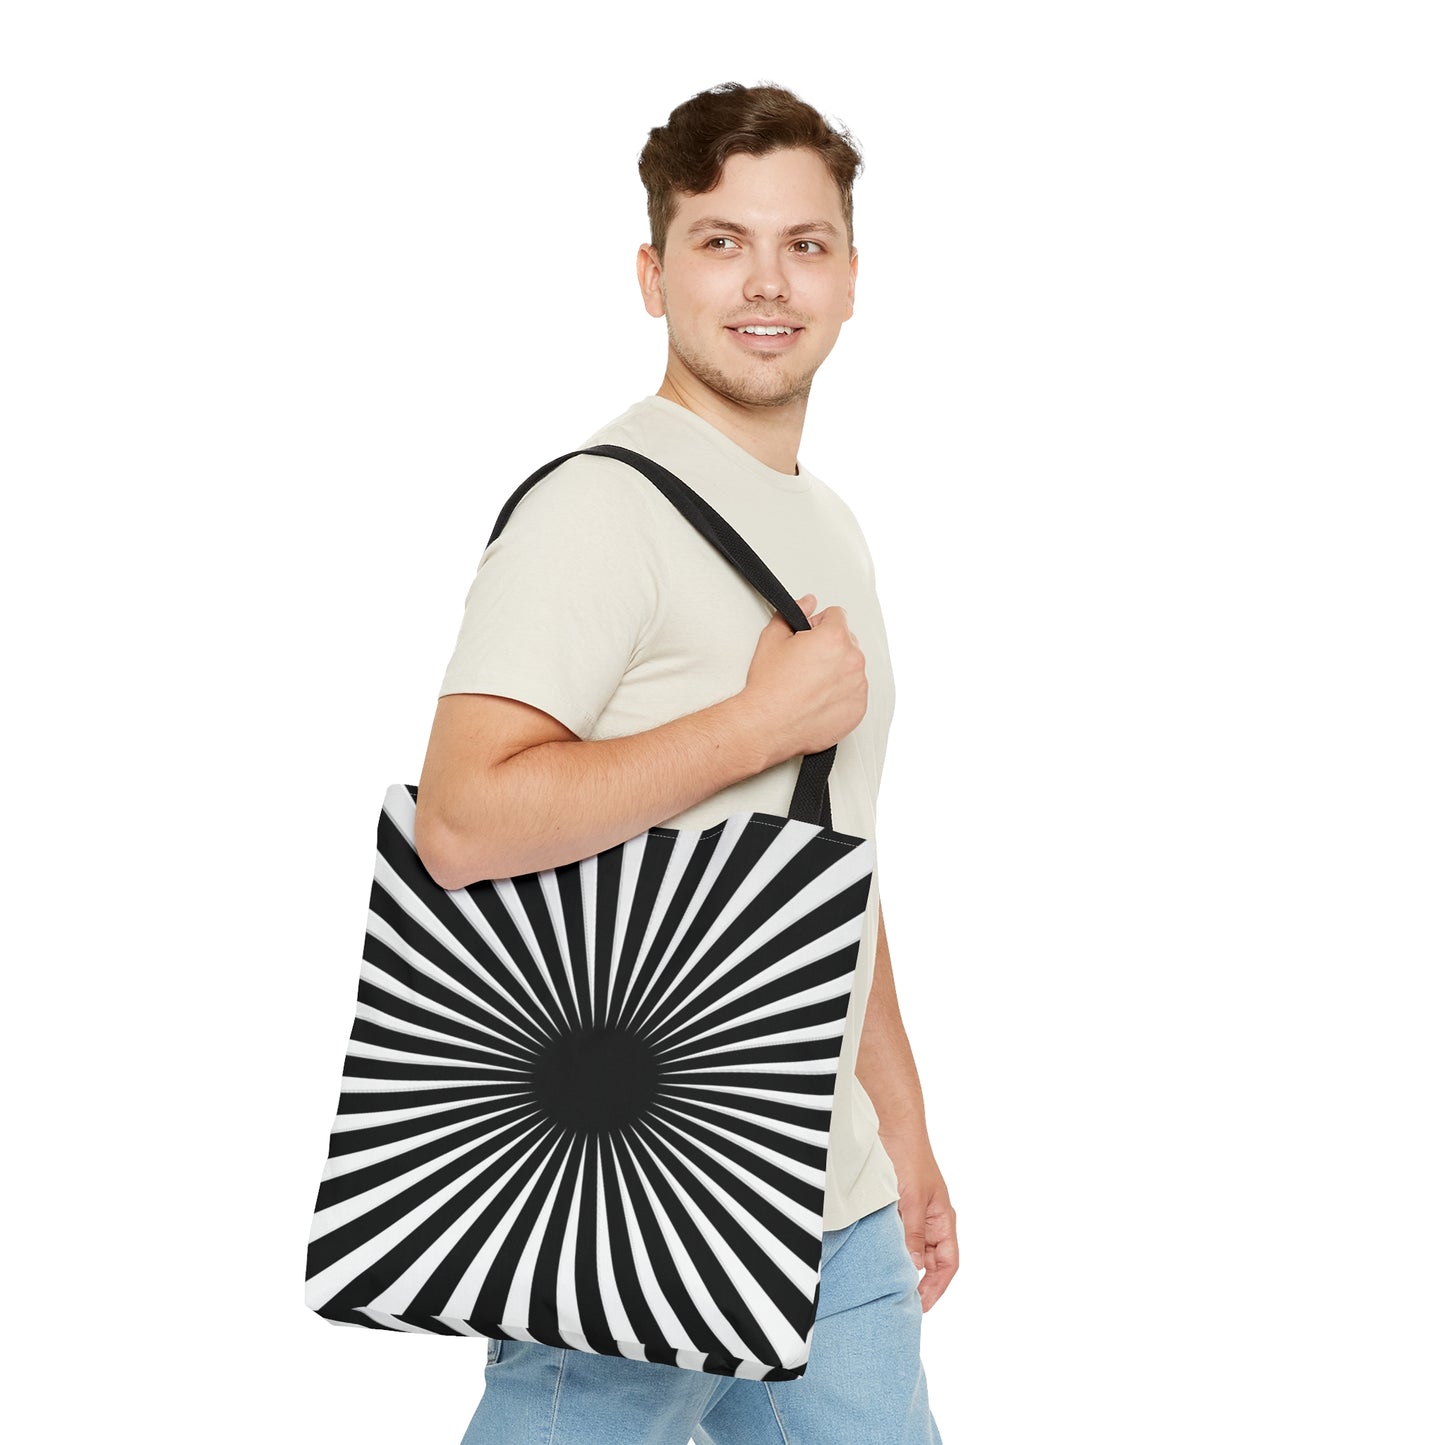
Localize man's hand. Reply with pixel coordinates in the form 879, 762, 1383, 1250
887, 1138, 959, 1312
740, 592, 869, 768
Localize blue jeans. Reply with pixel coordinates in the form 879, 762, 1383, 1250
457, 1201, 941, 1444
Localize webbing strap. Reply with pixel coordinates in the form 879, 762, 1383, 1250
487, 444, 837, 828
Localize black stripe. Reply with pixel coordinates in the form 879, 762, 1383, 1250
328, 1096, 538, 1160
571, 1134, 623, 1356
655, 1085, 832, 1135
651, 1097, 828, 1175
525, 1133, 587, 1342
644, 881, 871, 1052
609, 1130, 736, 1364
508, 870, 585, 1036
597, 1133, 666, 1351
614, 827, 724, 1036
628, 1120, 815, 1342
604, 831, 682, 1032
627, 820, 778, 1039
365, 887, 551, 1054
334, 1081, 527, 1116
640, 1113, 819, 1269
645, 1102, 823, 1213
348, 1014, 535, 1071
662, 1037, 846, 1074
357, 974, 539, 1069
313, 1106, 548, 1218
621, 1124, 789, 1365
590, 846, 622, 1031
553, 860, 595, 1036
646, 948, 855, 1058
656, 996, 852, 1065
405, 1127, 571, 1322
310, 1118, 559, 1301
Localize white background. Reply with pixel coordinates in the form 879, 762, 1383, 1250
5, 2, 1441, 1442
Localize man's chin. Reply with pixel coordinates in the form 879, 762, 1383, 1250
691, 360, 814, 410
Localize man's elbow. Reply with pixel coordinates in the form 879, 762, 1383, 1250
414, 799, 493, 892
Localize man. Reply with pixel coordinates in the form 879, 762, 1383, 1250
416, 81, 953, 1444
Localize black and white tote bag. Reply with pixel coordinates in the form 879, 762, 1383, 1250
305, 445, 875, 1380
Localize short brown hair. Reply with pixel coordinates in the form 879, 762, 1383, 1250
639, 82, 863, 255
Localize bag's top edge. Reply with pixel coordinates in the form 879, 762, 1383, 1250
390, 782, 870, 853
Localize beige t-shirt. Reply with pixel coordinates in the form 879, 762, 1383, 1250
437, 394, 899, 1231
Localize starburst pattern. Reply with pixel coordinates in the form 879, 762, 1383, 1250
307, 783, 874, 1379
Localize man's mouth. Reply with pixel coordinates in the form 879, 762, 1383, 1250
732, 325, 797, 336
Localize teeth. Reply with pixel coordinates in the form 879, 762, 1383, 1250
738, 326, 793, 335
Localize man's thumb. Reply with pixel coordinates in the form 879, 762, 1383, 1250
903, 1213, 926, 1271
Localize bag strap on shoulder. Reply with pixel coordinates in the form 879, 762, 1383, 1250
487, 444, 837, 830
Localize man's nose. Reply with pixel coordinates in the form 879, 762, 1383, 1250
745, 253, 788, 302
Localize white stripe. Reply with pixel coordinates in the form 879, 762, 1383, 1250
329, 1092, 494, 1134
641, 1115, 822, 1237
635, 1120, 818, 1298
345, 1037, 532, 1072
592, 1140, 651, 1360
652, 1095, 830, 1147
354, 992, 535, 1064
660, 1082, 835, 1111
365, 906, 550, 1051
578, 854, 598, 1025
498, 1141, 577, 1329
554, 1148, 585, 1338
604, 833, 648, 1020
648, 928, 861, 1054
357, 955, 532, 1048
628, 1125, 807, 1360
611, 830, 700, 1023
629, 814, 809, 1030
608, 1134, 697, 1352
641, 830, 874, 1044
615, 1130, 756, 1361
306, 1118, 555, 1312
439, 1131, 571, 1321
651, 1101, 826, 1191
538, 869, 586, 1024
462, 876, 572, 1029
321, 1101, 539, 1182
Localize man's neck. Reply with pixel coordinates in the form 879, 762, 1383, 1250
656, 367, 808, 477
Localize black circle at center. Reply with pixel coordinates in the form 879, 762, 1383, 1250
532, 1026, 659, 1133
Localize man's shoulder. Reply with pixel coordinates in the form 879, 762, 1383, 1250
494, 408, 685, 558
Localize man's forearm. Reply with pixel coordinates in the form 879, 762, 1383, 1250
857, 898, 959, 1306
856, 903, 931, 1145
421, 694, 777, 888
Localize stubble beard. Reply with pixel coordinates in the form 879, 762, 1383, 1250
664, 317, 817, 410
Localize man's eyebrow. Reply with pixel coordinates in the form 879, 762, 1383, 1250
783, 220, 841, 238
683, 217, 842, 239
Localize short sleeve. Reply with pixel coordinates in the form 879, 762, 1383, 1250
436, 455, 669, 738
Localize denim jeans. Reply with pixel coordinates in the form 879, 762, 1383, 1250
457, 1200, 941, 1444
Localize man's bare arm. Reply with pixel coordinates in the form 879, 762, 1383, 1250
416, 691, 772, 888
415, 591, 868, 889
856, 899, 959, 1311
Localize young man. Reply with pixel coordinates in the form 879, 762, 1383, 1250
416, 82, 953, 1444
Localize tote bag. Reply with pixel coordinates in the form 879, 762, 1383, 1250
305, 445, 875, 1380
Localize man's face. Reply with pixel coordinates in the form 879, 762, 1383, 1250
638, 147, 857, 410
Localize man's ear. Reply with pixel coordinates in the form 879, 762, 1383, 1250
637, 243, 666, 318
846, 247, 858, 321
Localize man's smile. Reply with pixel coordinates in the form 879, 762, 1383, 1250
726, 319, 806, 351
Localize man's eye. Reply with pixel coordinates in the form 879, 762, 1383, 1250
706, 237, 740, 250
792, 240, 824, 255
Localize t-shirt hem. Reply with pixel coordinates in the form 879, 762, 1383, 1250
820, 1150, 895, 1231
436, 677, 595, 741
821, 1172, 902, 1233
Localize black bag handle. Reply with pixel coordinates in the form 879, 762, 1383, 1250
486, 443, 837, 829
